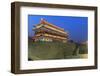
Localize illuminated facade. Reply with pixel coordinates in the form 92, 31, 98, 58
32, 18, 68, 43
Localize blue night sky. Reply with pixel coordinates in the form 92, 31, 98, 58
28, 15, 88, 43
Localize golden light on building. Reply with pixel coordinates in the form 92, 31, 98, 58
32, 18, 68, 43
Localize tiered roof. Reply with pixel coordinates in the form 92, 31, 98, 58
40, 18, 64, 31
34, 18, 67, 35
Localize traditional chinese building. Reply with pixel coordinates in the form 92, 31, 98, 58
32, 18, 68, 43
